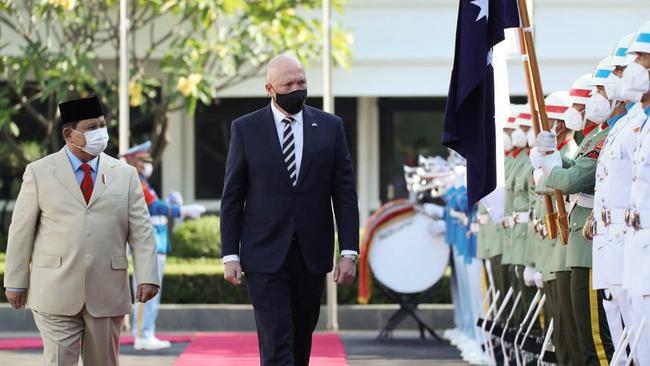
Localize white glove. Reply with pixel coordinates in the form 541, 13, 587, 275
534, 271, 544, 289
533, 169, 552, 194
533, 168, 543, 186
180, 204, 206, 219
423, 203, 445, 219
541, 150, 562, 179
536, 131, 557, 153
523, 266, 537, 287
428, 220, 447, 236
529, 147, 544, 170
167, 191, 184, 205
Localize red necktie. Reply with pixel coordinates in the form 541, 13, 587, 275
80, 163, 94, 204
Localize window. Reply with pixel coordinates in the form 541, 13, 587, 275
194, 98, 357, 200
379, 98, 448, 202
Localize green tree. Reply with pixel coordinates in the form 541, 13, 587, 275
0, 0, 351, 199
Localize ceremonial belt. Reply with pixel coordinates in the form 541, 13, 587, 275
569, 193, 594, 209
625, 208, 650, 231
150, 216, 169, 225
478, 214, 489, 225
503, 216, 515, 228
513, 211, 530, 224
601, 207, 627, 226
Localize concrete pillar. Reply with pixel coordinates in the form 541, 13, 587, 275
356, 97, 381, 225
162, 108, 195, 204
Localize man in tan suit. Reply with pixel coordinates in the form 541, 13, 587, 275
3, 96, 160, 366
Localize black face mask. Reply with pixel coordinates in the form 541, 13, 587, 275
274, 89, 307, 115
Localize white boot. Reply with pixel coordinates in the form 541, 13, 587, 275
134, 336, 171, 351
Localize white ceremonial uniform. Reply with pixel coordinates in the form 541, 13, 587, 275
624, 104, 650, 365
595, 105, 643, 363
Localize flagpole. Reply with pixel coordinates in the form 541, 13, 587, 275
322, 0, 339, 332
118, 0, 129, 156
516, 0, 569, 244
516, 27, 557, 240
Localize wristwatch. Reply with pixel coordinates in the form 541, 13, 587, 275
341, 253, 359, 264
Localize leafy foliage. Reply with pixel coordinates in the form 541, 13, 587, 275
0, 0, 351, 199
171, 215, 221, 258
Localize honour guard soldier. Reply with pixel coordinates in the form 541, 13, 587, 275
487, 111, 519, 301
501, 106, 529, 320
621, 22, 650, 365
508, 109, 536, 324
533, 91, 578, 365
589, 37, 636, 364
534, 74, 615, 365
122, 141, 206, 350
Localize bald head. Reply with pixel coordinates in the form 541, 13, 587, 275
265, 55, 307, 99
266, 55, 304, 82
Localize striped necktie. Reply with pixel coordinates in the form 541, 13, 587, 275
79, 163, 94, 204
282, 117, 297, 187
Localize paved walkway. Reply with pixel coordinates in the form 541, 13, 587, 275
0, 331, 468, 366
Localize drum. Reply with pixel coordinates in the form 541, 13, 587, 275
358, 200, 450, 302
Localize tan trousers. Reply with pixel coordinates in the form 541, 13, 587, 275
32, 308, 123, 366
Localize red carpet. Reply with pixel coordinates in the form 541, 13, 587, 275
173, 332, 348, 366
0, 334, 193, 351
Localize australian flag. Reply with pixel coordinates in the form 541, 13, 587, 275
443, 0, 520, 211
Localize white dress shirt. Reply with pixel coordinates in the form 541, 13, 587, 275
223, 101, 357, 264
271, 100, 304, 182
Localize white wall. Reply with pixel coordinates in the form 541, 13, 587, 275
3, 0, 646, 96
221, 0, 650, 97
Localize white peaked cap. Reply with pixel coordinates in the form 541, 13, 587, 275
568, 74, 595, 105
516, 104, 533, 127
609, 33, 636, 67
588, 57, 615, 86
545, 91, 570, 120
504, 104, 521, 129
628, 20, 650, 55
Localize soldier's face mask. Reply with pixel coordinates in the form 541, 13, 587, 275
563, 107, 586, 131
527, 129, 536, 147
585, 92, 613, 124
503, 134, 513, 151
619, 60, 649, 102
143, 162, 154, 178
511, 128, 527, 148
603, 73, 625, 101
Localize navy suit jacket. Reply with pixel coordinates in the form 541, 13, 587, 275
220, 104, 359, 274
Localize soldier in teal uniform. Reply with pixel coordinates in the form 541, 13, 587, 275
534, 74, 615, 365
532, 91, 578, 366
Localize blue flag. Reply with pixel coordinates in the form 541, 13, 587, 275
443, 0, 519, 211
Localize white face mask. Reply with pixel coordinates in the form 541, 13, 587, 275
511, 128, 527, 148
603, 73, 625, 101
143, 162, 154, 178
71, 127, 109, 156
527, 129, 536, 147
585, 93, 613, 124
503, 134, 513, 151
563, 107, 586, 131
619, 61, 650, 102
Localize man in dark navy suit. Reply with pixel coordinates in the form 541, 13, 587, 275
220, 55, 359, 366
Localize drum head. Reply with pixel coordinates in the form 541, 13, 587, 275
368, 212, 449, 294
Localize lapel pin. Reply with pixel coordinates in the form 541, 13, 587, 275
102, 174, 107, 185
312, 123, 318, 127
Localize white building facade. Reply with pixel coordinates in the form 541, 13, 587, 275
1, 0, 648, 225
161, 0, 650, 223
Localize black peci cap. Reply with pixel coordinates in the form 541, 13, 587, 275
58, 96, 103, 124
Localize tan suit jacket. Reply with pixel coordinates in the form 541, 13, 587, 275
3, 148, 159, 317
